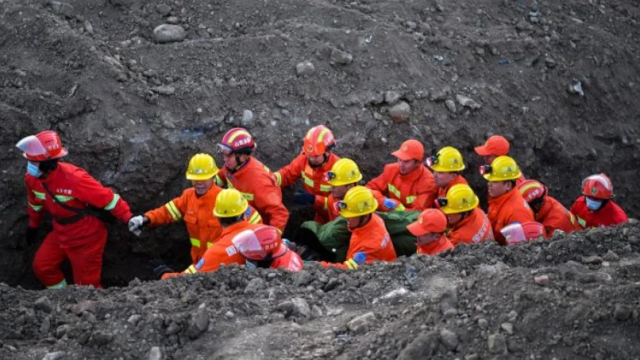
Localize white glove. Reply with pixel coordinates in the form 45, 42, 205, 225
128, 215, 145, 236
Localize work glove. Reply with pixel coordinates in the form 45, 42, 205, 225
353, 252, 367, 265
383, 198, 405, 211
293, 191, 315, 206
148, 258, 174, 280
128, 215, 146, 236
25, 227, 39, 247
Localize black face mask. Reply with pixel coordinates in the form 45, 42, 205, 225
39, 159, 59, 173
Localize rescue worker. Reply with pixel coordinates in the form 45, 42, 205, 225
231, 225, 303, 271
127, 154, 262, 264
216, 128, 290, 233
518, 179, 581, 236
153, 189, 263, 279
406, 209, 454, 255
367, 139, 438, 212
17, 131, 133, 289
482, 156, 535, 245
325, 158, 363, 222
474, 135, 525, 183
320, 186, 396, 269
570, 174, 628, 228
274, 125, 340, 224
500, 222, 546, 245
436, 184, 494, 246
425, 146, 469, 198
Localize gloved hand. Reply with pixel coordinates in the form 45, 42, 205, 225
148, 258, 174, 280
128, 215, 147, 236
353, 252, 367, 265
293, 191, 315, 205
383, 198, 398, 210
26, 227, 39, 247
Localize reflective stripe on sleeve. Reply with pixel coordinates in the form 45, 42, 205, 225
190, 238, 201, 248
241, 192, 254, 201
55, 195, 75, 203
274, 172, 282, 186
406, 196, 417, 204
323, 197, 328, 211
103, 194, 120, 210
301, 172, 314, 188
32, 190, 46, 200
183, 265, 198, 274
387, 184, 401, 198
165, 201, 183, 221
29, 203, 43, 212
248, 211, 262, 224
319, 184, 332, 192
344, 258, 359, 270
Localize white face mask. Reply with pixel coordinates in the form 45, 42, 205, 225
585, 197, 603, 211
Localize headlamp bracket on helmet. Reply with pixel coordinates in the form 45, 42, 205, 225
435, 197, 448, 208
479, 165, 492, 176
425, 155, 438, 167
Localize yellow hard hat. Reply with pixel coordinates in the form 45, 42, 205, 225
427, 146, 465, 172
186, 153, 219, 180
213, 189, 248, 218
481, 156, 522, 182
337, 186, 378, 218
327, 158, 363, 186
438, 184, 479, 214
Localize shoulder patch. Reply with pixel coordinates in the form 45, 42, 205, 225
225, 245, 237, 257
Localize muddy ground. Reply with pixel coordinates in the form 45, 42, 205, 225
0, 0, 639, 357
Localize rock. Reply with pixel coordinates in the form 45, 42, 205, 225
630, 236, 640, 245
34, 296, 53, 313
128, 314, 142, 325
603, 250, 619, 262
439, 288, 458, 314
324, 278, 341, 292
477, 264, 498, 277
90, 331, 114, 346
330, 49, 353, 65
293, 270, 314, 286
165, 322, 181, 335
40, 316, 51, 334
50, 2, 75, 18
84, 20, 94, 35
488, 333, 508, 354
384, 91, 402, 105
347, 312, 376, 334
291, 298, 311, 317
439, 328, 459, 351
187, 305, 209, 338
151, 86, 176, 95
445, 99, 457, 113
501, 322, 514, 335
456, 94, 482, 109
153, 24, 186, 43
368, 93, 385, 105
296, 60, 315, 76
42, 351, 66, 360
55, 325, 69, 338
534, 274, 549, 286
465, 354, 479, 360
241, 110, 255, 128
148, 346, 163, 360
429, 89, 448, 102
71, 300, 98, 315
224, 311, 235, 319
156, 4, 172, 16
389, 101, 411, 123
614, 304, 631, 321
166, 16, 180, 24
397, 332, 439, 359
478, 318, 489, 329
581, 255, 603, 265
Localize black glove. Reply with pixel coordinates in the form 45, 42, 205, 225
293, 191, 315, 205
148, 258, 174, 280
26, 227, 39, 247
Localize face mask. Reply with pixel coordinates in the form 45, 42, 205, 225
27, 162, 42, 178
585, 197, 603, 211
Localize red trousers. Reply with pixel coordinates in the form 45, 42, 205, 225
33, 225, 108, 288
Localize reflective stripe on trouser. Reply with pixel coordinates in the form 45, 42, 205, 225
344, 258, 359, 269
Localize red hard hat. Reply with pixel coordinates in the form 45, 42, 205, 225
501, 221, 545, 245
218, 128, 256, 155
303, 125, 336, 156
231, 226, 285, 261
518, 179, 547, 204
16, 130, 68, 161
582, 173, 613, 200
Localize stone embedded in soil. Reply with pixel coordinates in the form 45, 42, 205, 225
330, 49, 353, 65
151, 86, 176, 95
384, 91, 402, 105
456, 94, 482, 109
397, 332, 439, 359
389, 101, 411, 123
478, 318, 489, 329
488, 333, 508, 354
293, 270, 314, 286
34, 296, 53, 313
148, 346, 163, 360
445, 99, 457, 113
156, 4, 172, 16
581, 255, 603, 265
291, 298, 311, 317
347, 312, 376, 334
241, 109, 255, 128
224, 311, 235, 319
153, 24, 187, 43
603, 250, 619, 262
534, 274, 550, 286
465, 354, 479, 360
439, 328, 459, 351
187, 305, 209, 338
296, 60, 315, 76
71, 300, 98, 315
614, 304, 632, 321
42, 351, 66, 360
501, 322, 514, 334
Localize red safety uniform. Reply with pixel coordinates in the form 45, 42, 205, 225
218, 158, 289, 233
320, 213, 396, 269
367, 164, 438, 211
26, 162, 132, 288
437, 175, 469, 198
144, 185, 262, 264
536, 196, 581, 236
448, 208, 494, 246
487, 188, 535, 245
275, 152, 340, 224
570, 196, 628, 228
417, 235, 454, 255
271, 248, 304, 271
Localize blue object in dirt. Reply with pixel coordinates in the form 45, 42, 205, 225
498, 59, 510, 65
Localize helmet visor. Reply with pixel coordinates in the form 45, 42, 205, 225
231, 230, 267, 261
16, 135, 48, 159
501, 223, 526, 245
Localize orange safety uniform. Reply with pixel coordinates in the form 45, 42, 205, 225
271, 249, 304, 271
162, 221, 264, 279
417, 235, 454, 255
326, 194, 341, 222
275, 152, 340, 224
218, 157, 289, 233
448, 207, 494, 246
144, 185, 262, 264
437, 175, 469, 199
487, 188, 535, 245
367, 164, 438, 211
320, 213, 396, 269
536, 196, 581, 236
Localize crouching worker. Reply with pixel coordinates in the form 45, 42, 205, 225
151, 189, 262, 280
407, 209, 454, 256
319, 186, 396, 269
231, 225, 303, 271
571, 173, 628, 228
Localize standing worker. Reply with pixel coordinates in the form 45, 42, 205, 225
17, 131, 133, 289
425, 146, 469, 198
216, 128, 289, 233
570, 174, 628, 228
127, 153, 262, 264
406, 209, 454, 255
518, 179, 581, 236
482, 156, 535, 245
474, 135, 526, 183
274, 125, 340, 224
436, 184, 494, 246
367, 139, 438, 212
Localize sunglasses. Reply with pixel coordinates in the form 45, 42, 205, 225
425, 155, 438, 167
479, 165, 492, 176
